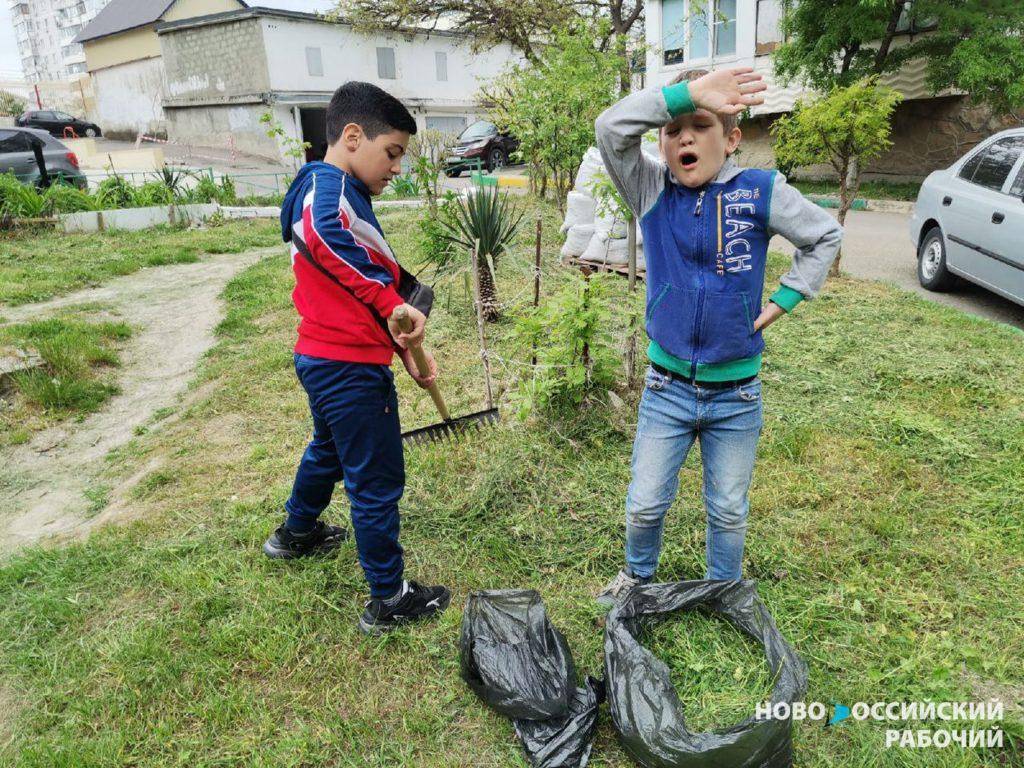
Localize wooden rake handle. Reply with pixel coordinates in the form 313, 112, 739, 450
392, 306, 451, 421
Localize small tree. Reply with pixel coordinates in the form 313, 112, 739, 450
772, 79, 901, 275
407, 128, 456, 214
484, 23, 624, 211
0, 90, 27, 118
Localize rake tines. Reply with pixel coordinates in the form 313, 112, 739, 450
401, 408, 500, 447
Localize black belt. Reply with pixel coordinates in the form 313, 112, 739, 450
650, 361, 757, 389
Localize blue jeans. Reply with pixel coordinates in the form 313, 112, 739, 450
625, 366, 763, 581
285, 354, 404, 598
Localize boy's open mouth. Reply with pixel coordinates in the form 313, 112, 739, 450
679, 151, 699, 171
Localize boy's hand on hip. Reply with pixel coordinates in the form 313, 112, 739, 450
754, 302, 786, 332
388, 303, 426, 349
400, 348, 438, 389
689, 67, 767, 116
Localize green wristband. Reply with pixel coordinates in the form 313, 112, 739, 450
662, 81, 695, 117
769, 285, 805, 313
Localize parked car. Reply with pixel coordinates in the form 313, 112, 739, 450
444, 120, 519, 177
0, 127, 87, 188
910, 128, 1024, 307
15, 109, 102, 139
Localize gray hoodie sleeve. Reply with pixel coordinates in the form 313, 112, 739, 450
594, 87, 674, 220
767, 173, 844, 310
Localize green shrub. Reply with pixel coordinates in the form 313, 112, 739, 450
189, 176, 220, 204
43, 182, 97, 214
133, 180, 175, 207
94, 175, 136, 209
387, 174, 419, 197
513, 272, 620, 416
218, 175, 237, 205
0, 172, 46, 219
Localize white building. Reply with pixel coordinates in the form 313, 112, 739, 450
8, 0, 111, 81
643, 0, 1011, 180
155, 7, 523, 164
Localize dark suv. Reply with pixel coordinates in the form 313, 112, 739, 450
445, 120, 519, 177
0, 127, 87, 188
15, 109, 102, 138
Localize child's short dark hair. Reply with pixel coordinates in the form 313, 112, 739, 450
326, 81, 417, 144
667, 69, 738, 133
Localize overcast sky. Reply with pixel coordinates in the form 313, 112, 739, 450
0, 0, 337, 78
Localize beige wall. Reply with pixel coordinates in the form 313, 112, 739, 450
84, 0, 244, 72
84, 27, 161, 71
163, 0, 245, 23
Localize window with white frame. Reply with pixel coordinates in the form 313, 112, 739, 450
662, 0, 738, 66
377, 47, 396, 79
306, 46, 323, 77
435, 51, 448, 81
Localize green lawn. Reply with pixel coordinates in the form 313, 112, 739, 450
0, 315, 132, 446
0, 219, 281, 306
0, 200, 1021, 766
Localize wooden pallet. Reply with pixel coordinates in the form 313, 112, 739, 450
561, 255, 647, 280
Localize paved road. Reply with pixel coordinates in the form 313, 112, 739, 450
771, 209, 1024, 331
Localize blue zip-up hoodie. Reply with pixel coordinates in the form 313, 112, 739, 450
595, 82, 843, 378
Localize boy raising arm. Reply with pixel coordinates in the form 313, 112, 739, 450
594, 67, 842, 601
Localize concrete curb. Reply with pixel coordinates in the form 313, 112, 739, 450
808, 195, 914, 215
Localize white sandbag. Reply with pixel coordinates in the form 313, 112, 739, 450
579, 233, 646, 270
560, 190, 597, 232
560, 224, 595, 258
573, 147, 604, 194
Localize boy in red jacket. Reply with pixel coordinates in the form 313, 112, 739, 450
263, 81, 450, 635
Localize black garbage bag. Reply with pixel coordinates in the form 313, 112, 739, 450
460, 589, 576, 720
604, 580, 808, 768
513, 677, 606, 768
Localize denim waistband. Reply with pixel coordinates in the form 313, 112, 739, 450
650, 362, 758, 389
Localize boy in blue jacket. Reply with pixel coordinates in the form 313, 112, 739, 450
595, 67, 842, 601
263, 81, 449, 634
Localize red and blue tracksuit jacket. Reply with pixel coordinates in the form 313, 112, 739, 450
281, 162, 405, 365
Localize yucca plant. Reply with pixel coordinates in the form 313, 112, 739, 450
438, 186, 524, 321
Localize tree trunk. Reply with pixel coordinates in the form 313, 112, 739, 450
478, 255, 500, 322
831, 155, 859, 277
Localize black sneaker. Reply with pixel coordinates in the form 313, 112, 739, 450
358, 580, 451, 635
262, 520, 349, 560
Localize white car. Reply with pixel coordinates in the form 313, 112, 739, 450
909, 128, 1024, 307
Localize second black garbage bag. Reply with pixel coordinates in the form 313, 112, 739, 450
460, 590, 603, 768
604, 580, 808, 768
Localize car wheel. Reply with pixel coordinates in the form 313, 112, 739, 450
445, 169, 460, 178
918, 226, 956, 292
85, 127, 97, 138
487, 148, 506, 173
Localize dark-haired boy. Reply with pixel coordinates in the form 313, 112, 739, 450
262, 81, 450, 635
594, 67, 842, 601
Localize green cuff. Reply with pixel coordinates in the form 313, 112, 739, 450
662, 82, 695, 117
769, 285, 804, 313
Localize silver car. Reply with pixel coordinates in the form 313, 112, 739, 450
910, 128, 1024, 306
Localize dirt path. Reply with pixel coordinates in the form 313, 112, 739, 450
0, 246, 280, 555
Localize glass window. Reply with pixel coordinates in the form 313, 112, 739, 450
458, 120, 496, 141
689, 2, 710, 60
376, 47, 396, 79
435, 51, 447, 81
715, 0, 737, 56
756, 0, 784, 48
0, 130, 31, 153
959, 147, 985, 182
1010, 163, 1024, 198
662, 0, 686, 64
969, 137, 1024, 192
305, 47, 323, 77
